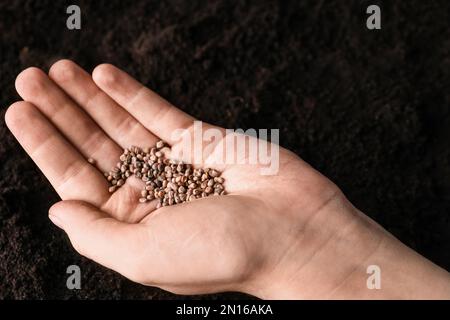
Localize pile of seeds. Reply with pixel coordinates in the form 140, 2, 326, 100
103, 140, 225, 208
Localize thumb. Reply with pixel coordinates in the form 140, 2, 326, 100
49, 200, 149, 283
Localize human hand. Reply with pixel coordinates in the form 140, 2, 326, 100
6, 60, 450, 299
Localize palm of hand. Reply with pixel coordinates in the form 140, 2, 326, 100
6, 60, 339, 296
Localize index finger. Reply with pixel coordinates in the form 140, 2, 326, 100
92, 64, 195, 145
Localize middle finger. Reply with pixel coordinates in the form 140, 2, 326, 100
48, 60, 159, 150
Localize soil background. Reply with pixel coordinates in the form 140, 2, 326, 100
0, 0, 449, 299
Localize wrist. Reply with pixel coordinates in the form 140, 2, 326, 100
242, 193, 382, 299
242, 193, 450, 299
336, 233, 450, 299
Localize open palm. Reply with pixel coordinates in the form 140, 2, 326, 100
6, 60, 363, 298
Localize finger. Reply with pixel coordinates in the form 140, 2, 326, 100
5, 101, 109, 206
15, 67, 121, 172
48, 60, 159, 149
49, 200, 150, 283
92, 63, 195, 145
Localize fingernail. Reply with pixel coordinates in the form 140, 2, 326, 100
48, 214, 64, 229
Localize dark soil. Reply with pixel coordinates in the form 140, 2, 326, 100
1, 0, 449, 299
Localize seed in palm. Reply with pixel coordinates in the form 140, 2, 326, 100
103, 140, 226, 207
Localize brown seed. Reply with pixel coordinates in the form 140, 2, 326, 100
188, 183, 196, 189
108, 140, 226, 207
87, 157, 96, 165
214, 177, 224, 184
157, 190, 165, 198
208, 169, 219, 177
168, 182, 177, 191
